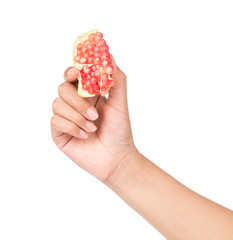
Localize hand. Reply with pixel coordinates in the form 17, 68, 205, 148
51, 58, 137, 181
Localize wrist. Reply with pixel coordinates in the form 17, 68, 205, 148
104, 147, 146, 190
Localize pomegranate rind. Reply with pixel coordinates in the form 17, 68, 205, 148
73, 29, 113, 98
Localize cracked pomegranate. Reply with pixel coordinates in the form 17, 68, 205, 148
73, 30, 115, 97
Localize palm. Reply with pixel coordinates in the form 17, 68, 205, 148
53, 96, 133, 180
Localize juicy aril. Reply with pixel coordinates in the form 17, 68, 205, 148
73, 29, 115, 97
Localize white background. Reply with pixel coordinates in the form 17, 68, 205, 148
0, 0, 232, 239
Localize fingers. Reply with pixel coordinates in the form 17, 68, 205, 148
64, 67, 80, 83
51, 114, 88, 139
58, 82, 99, 121
52, 97, 97, 133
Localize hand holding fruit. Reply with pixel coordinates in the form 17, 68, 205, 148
51, 61, 137, 181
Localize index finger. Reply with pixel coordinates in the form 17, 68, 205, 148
64, 67, 80, 83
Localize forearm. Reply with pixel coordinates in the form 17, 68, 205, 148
105, 150, 233, 240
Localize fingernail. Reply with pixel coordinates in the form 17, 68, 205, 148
80, 129, 88, 139
110, 54, 117, 67
86, 121, 97, 132
86, 107, 98, 120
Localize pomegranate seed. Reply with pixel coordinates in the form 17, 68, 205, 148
100, 56, 107, 61
94, 70, 100, 76
106, 66, 113, 74
91, 65, 96, 70
96, 32, 103, 37
94, 52, 100, 58
99, 46, 105, 52
105, 45, 109, 51
99, 67, 104, 73
77, 50, 82, 55
89, 51, 94, 56
83, 66, 91, 74
102, 60, 108, 67
86, 80, 91, 86
95, 36, 102, 42
94, 58, 100, 64
83, 84, 89, 90
87, 57, 94, 64
87, 45, 93, 50
84, 40, 91, 46
88, 88, 95, 94
91, 77, 97, 84
80, 57, 87, 64
93, 84, 100, 90
102, 78, 108, 86
82, 47, 87, 52
84, 53, 89, 58
93, 47, 99, 52
75, 56, 81, 62
80, 73, 85, 78
77, 43, 83, 50
95, 64, 101, 69
102, 73, 108, 80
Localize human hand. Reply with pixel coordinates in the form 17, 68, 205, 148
51, 57, 137, 181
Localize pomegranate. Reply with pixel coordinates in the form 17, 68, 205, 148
73, 29, 115, 97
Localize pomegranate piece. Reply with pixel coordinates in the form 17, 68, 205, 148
73, 29, 115, 97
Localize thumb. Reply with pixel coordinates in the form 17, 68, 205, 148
108, 55, 128, 111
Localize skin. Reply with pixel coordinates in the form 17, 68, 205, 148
51, 56, 233, 239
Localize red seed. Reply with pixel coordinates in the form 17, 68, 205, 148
100, 56, 107, 61
94, 70, 100, 76
80, 57, 87, 64
93, 47, 99, 52
102, 78, 108, 85
99, 67, 104, 73
102, 60, 108, 67
95, 36, 102, 42
89, 51, 94, 56
87, 57, 94, 64
94, 58, 100, 64
77, 50, 82, 55
82, 84, 89, 90
84, 40, 91, 46
102, 73, 108, 80
83, 66, 91, 74
87, 44, 93, 50
96, 32, 103, 37
91, 65, 96, 70
86, 80, 91, 86
82, 47, 87, 52
106, 66, 113, 74
75, 56, 81, 62
77, 43, 83, 50
84, 53, 89, 58
88, 88, 95, 94
91, 77, 97, 84
94, 52, 100, 58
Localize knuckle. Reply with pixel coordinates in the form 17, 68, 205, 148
58, 82, 69, 96
51, 115, 58, 126
52, 98, 60, 112
120, 72, 127, 81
